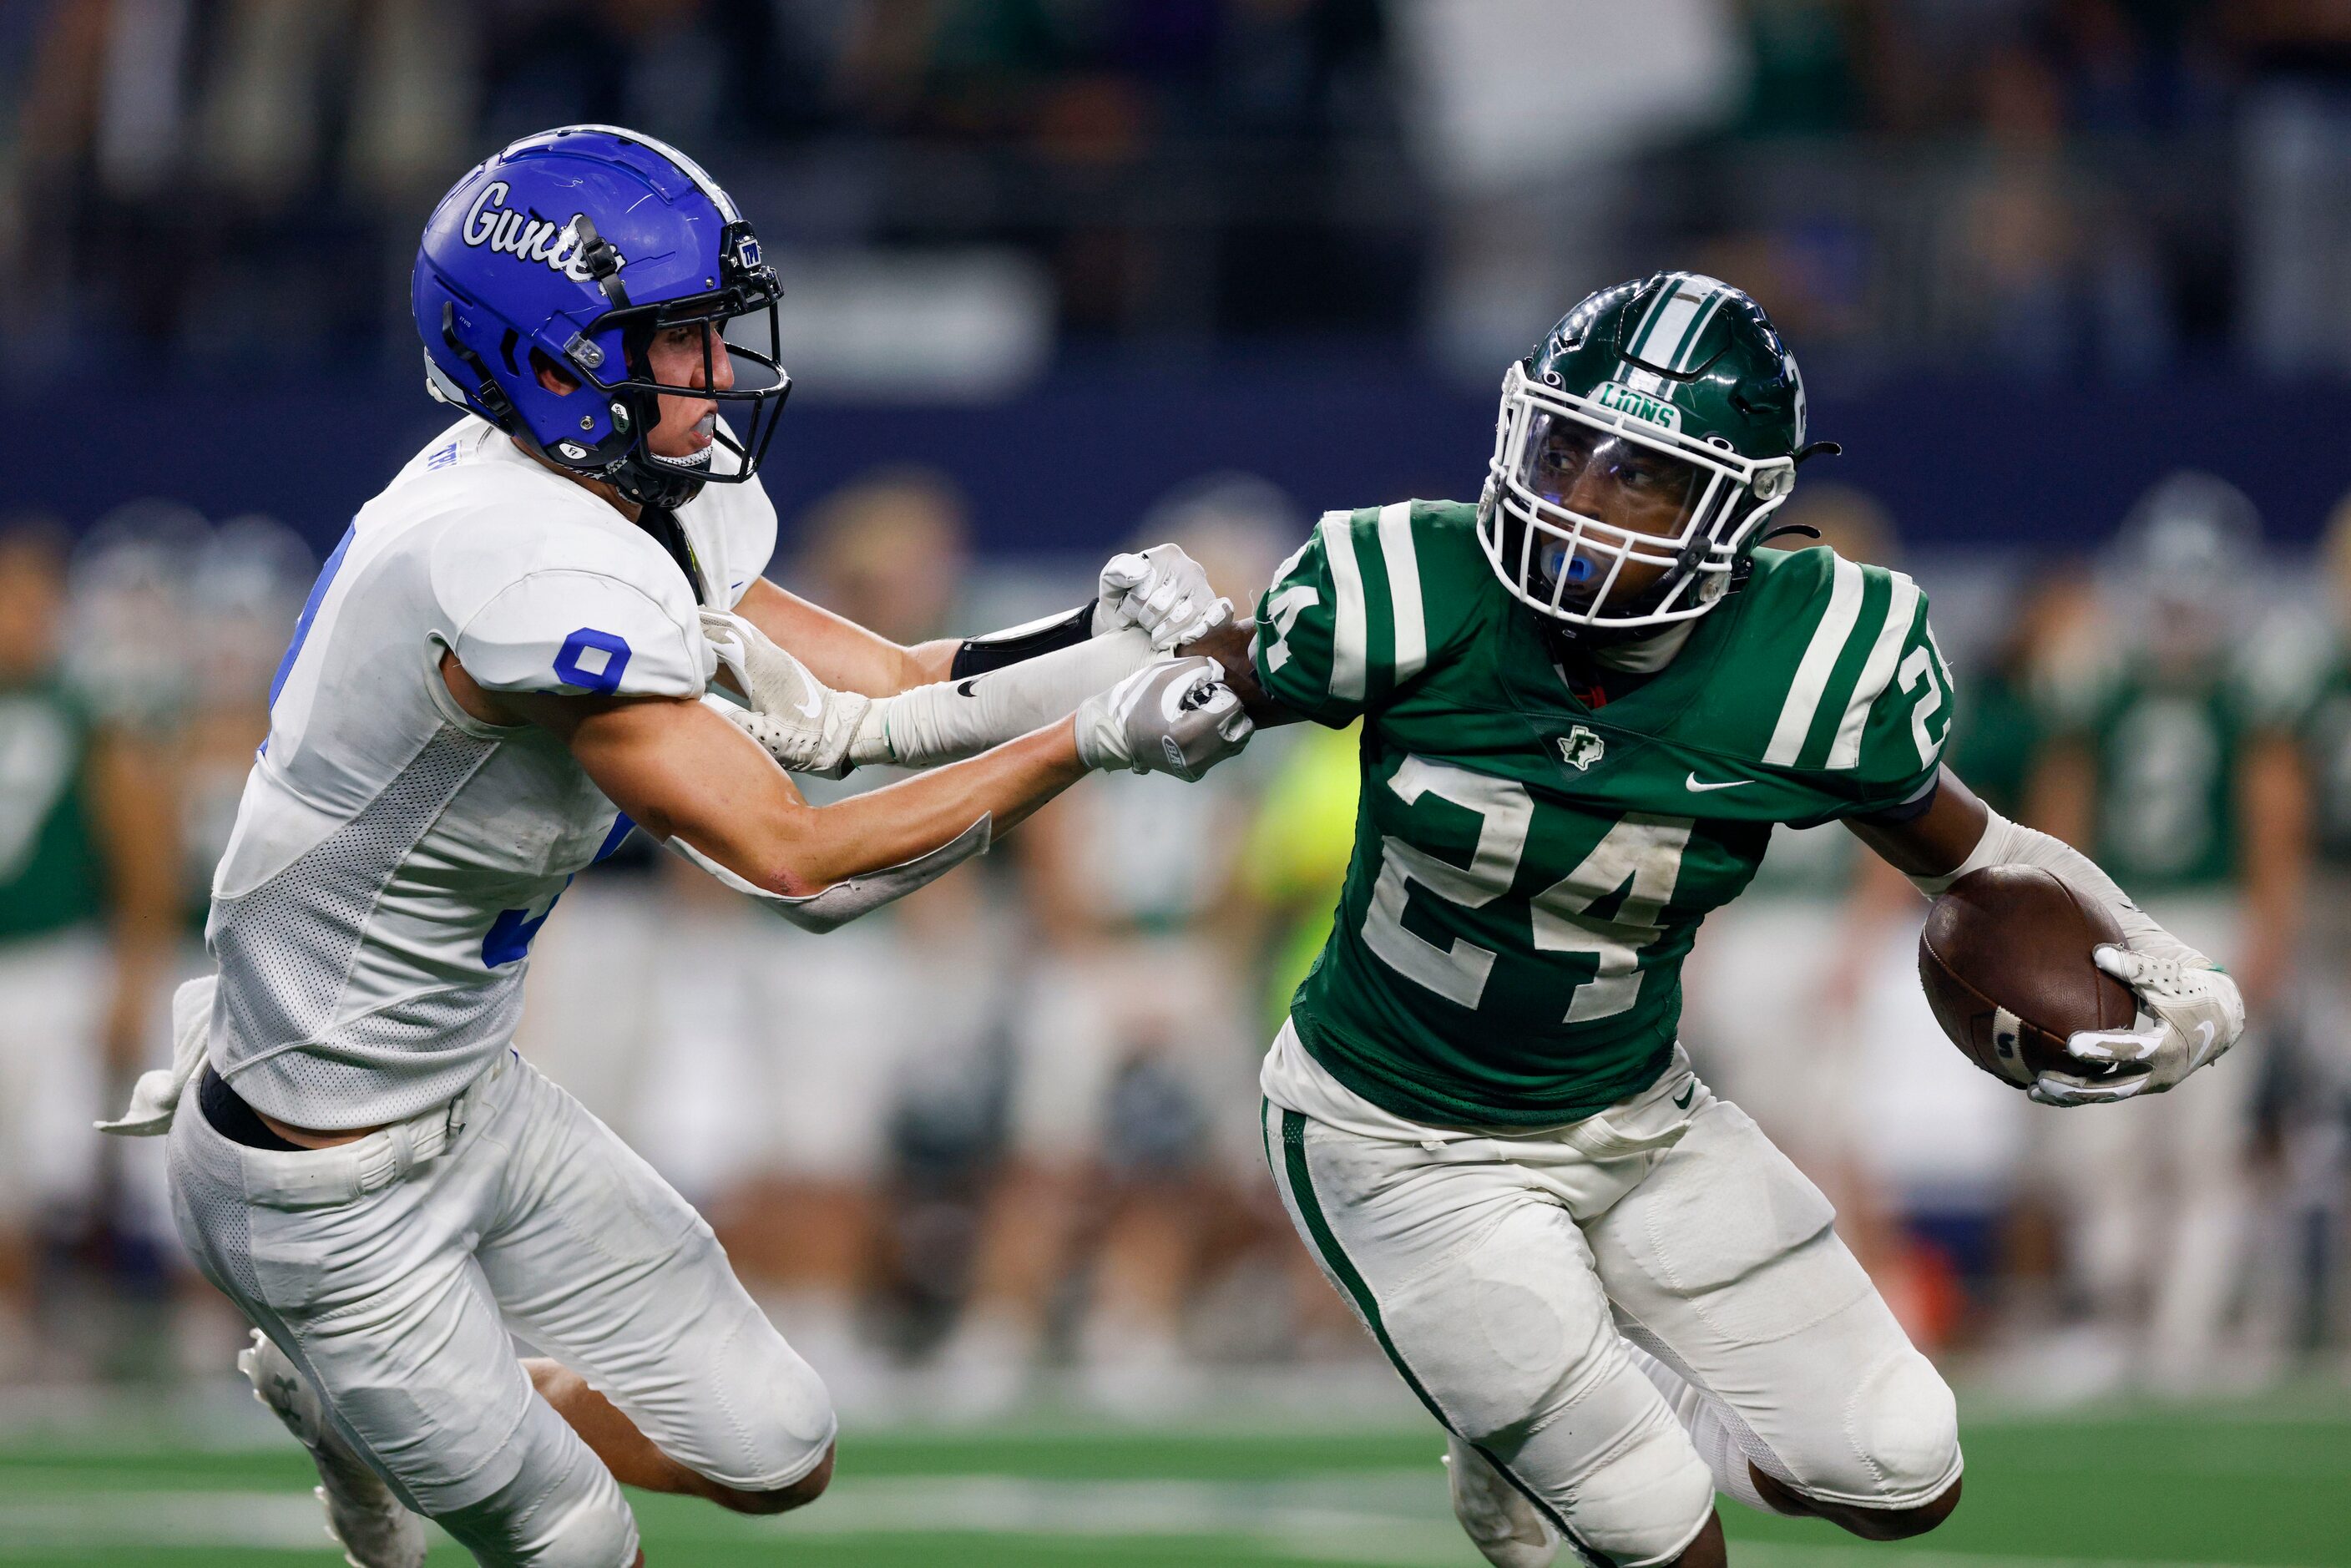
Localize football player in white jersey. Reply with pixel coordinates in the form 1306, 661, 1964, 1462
104, 126, 1250, 1568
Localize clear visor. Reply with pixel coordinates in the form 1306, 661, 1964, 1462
1513, 409, 1713, 610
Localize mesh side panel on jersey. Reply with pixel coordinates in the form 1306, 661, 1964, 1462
210, 726, 498, 1120
303, 980, 530, 1124
167, 1112, 262, 1305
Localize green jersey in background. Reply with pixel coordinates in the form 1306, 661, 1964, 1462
1254, 501, 1954, 1128
0, 675, 104, 943
1948, 662, 2045, 824
2055, 652, 2298, 898
2301, 649, 2351, 873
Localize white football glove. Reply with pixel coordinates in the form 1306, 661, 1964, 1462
2030, 945, 2246, 1107
700, 609, 870, 778
1093, 544, 1231, 651
1074, 656, 1253, 781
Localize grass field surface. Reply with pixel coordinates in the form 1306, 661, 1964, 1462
2, 1400, 2345, 1567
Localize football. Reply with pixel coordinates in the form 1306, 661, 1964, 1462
1918, 867, 2138, 1090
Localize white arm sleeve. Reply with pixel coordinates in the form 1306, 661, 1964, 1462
847, 627, 1157, 766
1906, 805, 2210, 968
666, 816, 992, 933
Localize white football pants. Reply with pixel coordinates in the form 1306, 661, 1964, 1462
1263, 1027, 1960, 1567
167, 1050, 835, 1566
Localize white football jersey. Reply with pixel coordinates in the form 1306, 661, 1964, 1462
206, 417, 775, 1128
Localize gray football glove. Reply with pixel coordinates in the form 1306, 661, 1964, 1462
1093, 544, 1231, 650
2031, 946, 2246, 1107
700, 608, 870, 778
1074, 656, 1253, 781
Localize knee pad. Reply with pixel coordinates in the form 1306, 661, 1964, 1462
693, 1305, 839, 1491
1839, 1349, 1961, 1505
1535, 1419, 1716, 1568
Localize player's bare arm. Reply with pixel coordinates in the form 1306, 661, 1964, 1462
2233, 726, 2308, 1012
448, 650, 1078, 893
728, 544, 1231, 701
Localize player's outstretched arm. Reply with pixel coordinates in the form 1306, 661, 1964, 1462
1849, 765, 2246, 1105
552, 690, 1079, 897
447, 648, 1248, 923
730, 544, 1229, 700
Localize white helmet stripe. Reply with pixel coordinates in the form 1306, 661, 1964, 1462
1671, 286, 1732, 372
1624, 274, 1687, 366
555, 124, 741, 222
1629, 273, 1729, 369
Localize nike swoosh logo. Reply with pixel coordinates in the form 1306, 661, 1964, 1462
1685, 773, 1752, 793
1672, 1083, 1696, 1110
792, 687, 823, 720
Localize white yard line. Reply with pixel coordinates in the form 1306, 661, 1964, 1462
0, 1491, 335, 1553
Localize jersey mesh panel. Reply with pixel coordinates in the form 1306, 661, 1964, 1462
211, 726, 503, 1124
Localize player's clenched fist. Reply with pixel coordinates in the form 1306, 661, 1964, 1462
1074, 656, 1253, 781
1095, 544, 1231, 650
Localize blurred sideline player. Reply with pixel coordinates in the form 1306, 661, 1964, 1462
1195, 275, 2247, 1568
0, 518, 177, 1375
2288, 499, 2351, 1344
939, 478, 1291, 1415
1942, 564, 2101, 1342
117, 126, 1249, 1568
2027, 473, 2309, 1387
697, 468, 1006, 1411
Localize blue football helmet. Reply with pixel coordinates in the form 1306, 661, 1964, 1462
412, 125, 789, 510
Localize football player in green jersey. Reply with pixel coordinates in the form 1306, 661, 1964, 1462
2299, 502, 2351, 1340
0, 519, 179, 1366
2029, 477, 2309, 1387
1188, 275, 2248, 1568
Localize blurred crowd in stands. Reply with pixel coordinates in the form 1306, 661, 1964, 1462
8, 0, 2351, 377
6, 455, 2351, 1410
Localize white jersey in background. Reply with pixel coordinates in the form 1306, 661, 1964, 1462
205, 417, 774, 1128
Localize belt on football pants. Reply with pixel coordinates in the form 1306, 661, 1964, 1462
200, 1054, 507, 1210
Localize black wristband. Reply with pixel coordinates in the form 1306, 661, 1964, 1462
950, 603, 1095, 680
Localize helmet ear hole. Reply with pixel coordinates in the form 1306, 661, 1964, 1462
528, 346, 581, 396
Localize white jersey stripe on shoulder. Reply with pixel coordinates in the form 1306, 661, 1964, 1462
1320, 511, 1370, 701
1828, 572, 1923, 770
1375, 502, 1426, 685
559, 124, 741, 221
1765, 554, 1867, 766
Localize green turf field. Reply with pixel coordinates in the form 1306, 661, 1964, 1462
3, 1402, 2346, 1567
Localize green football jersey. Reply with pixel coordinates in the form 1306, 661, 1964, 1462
0, 676, 104, 943
1947, 664, 2043, 823
2064, 663, 2268, 896
2299, 650, 2351, 871
1255, 501, 1954, 1127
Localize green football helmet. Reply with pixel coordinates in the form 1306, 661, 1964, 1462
1479, 271, 1813, 634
